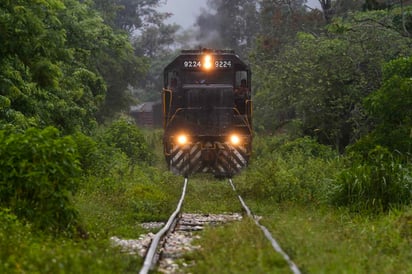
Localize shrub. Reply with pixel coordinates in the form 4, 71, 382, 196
0, 127, 81, 233
72, 131, 99, 173
278, 136, 337, 159
72, 131, 129, 178
331, 146, 412, 212
103, 118, 153, 165
242, 137, 340, 204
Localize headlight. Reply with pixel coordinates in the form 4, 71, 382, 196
203, 54, 213, 70
177, 134, 188, 145
230, 134, 241, 145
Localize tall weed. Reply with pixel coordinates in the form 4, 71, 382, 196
331, 146, 412, 212
241, 137, 340, 204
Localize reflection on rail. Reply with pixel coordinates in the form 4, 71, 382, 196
229, 179, 301, 274
139, 178, 188, 274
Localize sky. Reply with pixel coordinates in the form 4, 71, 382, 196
157, 0, 208, 29
158, 0, 321, 29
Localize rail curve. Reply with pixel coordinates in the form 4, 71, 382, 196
138, 178, 301, 274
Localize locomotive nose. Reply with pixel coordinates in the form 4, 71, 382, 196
201, 142, 216, 164
202, 150, 216, 164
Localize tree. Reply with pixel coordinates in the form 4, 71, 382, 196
92, 0, 180, 108
63, 0, 149, 121
92, 0, 163, 33
255, 0, 324, 58
0, 0, 148, 131
195, 0, 260, 58
318, 0, 363, 23
252, 9, 412, 151
363, 56, 412, 154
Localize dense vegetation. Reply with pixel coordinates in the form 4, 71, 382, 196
0, 0, 411, 272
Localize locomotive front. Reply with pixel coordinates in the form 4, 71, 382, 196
162, 49, 252, 177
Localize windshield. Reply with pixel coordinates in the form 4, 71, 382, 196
180, 86, 234, 129
183, 70, 233, 85
185, 86, 234, 109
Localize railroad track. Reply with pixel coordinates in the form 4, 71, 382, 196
138, 178, 301, 274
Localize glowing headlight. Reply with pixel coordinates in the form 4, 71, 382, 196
230, 134, 240, 145
177, 134, 188, 145
203, 54, 213, 70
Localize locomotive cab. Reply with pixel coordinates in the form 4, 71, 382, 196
162, 49, 252, 177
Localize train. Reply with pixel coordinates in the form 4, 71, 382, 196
162, 48, 252, 177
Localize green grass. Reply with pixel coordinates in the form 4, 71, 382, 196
175, 160, 412, 273
187, 218, 291, 274
75, 168, 182, 238
183, 174, 242, 213
246, 202, 412, 273
0, 209, 142, 274
181, 201, 412, 273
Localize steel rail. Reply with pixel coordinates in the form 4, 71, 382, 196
229, 179, 301, 274
139, 178, 188, 274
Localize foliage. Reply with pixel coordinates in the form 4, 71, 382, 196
195, 0, 260, 58
248, 204, 412, 273
362, 56, 412, 155
92, 0, 163, 33
76, 166, 180, 237
125, 182, 173, 221
189, 218, 289, 273
317, 0, 364, 23
0, 209, 141, 273
256, 0, 324, 56
0, 0, 148, 131
132, 20, 180, 97
0, 127, 81, 233
240, 136, 340, 204
331, 146, 412, 213
71, 119, 155, 179
91, 0, 179, 106
74, 122, 174, 235
101, 118, 153, 165
251, 9, 412, 150
338, 56, 412, 213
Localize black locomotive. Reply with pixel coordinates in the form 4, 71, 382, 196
162, 48, 252, 177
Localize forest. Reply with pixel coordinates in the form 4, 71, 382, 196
0, 0, 411, 272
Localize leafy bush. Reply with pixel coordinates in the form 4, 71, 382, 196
72, 131, 129, 178
241, 137, 340, 204
102, 118, 153, 165
331, 146, 412, 212
0, 127, 81, 233
72, 131, 99, 172
278, 136, 338, 159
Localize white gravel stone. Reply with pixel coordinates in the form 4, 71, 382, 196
111, 213, 243, 273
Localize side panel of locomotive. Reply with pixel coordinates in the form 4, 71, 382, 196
162, 49, 252, 177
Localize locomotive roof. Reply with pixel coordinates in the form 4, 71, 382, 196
164, 48, 249, 72
182, 83, 233, 89
181, 48, 235, 54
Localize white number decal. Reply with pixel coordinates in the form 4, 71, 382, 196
184, 60, 201, 68
184, 60, 231, 68
215, 60, 232, 68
